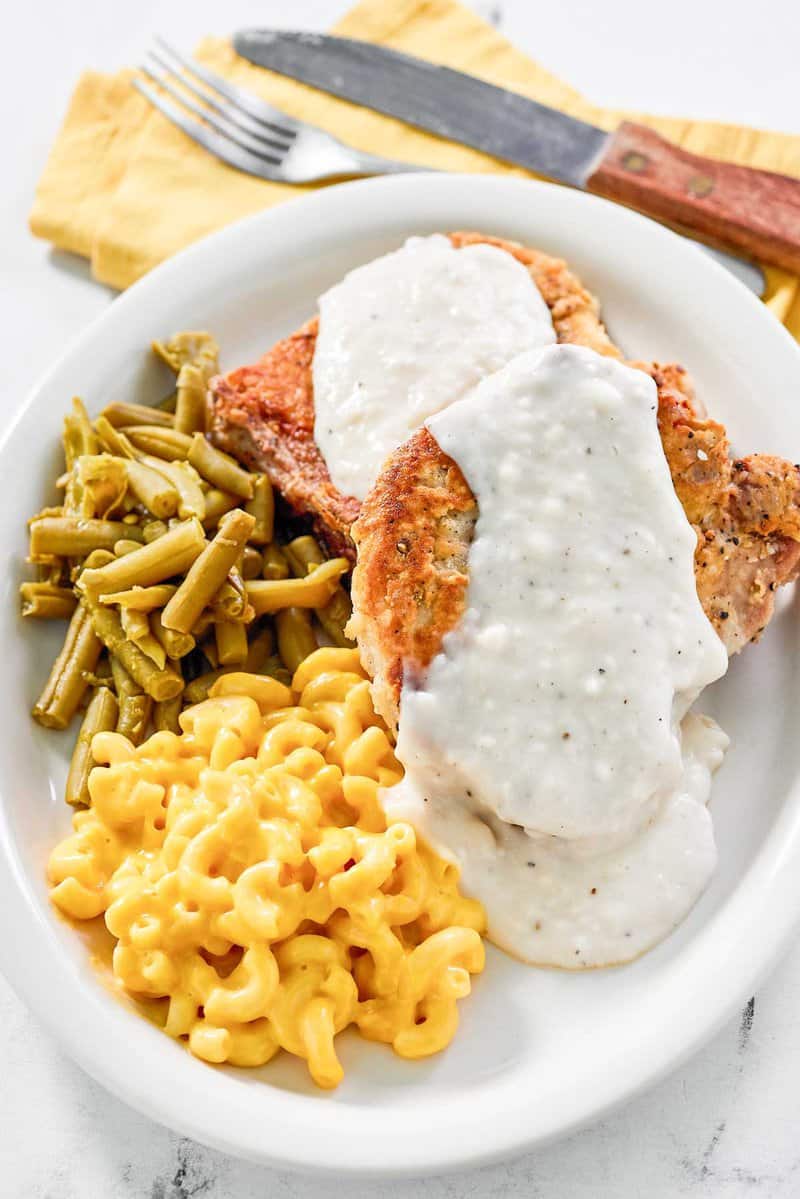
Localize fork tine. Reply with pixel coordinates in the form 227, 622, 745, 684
146, 48, 293, 151
140, 61, 290, 156
154, 37, 300, 139
132, 79, 283, 181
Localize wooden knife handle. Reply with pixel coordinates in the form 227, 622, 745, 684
586, 121, 800, 273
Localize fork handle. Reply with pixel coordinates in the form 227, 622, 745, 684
587, 121, 800, 274
342, 147, 434, 176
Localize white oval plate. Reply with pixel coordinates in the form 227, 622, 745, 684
2, 175, 800, 1177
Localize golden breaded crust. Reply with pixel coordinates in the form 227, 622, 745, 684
208, 318, 359, 562
208, 232, 618, 560
352, 365, 800, 731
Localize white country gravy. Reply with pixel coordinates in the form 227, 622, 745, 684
312, 235, 555, 500
385, 345, 729, 967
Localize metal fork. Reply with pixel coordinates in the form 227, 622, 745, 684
133, 38, 425, 184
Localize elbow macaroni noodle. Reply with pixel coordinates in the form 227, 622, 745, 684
48, 648, 486, 1087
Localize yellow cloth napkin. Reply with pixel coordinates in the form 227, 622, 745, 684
29, 0, 800, 341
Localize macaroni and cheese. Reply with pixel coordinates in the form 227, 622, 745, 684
48, 648, 485, 1087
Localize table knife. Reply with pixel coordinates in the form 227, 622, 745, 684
234, 30, 800, 279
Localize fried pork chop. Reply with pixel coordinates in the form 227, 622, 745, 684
208, 233, 618, 561
350, 371, 800, 733
208, 230, 800, 730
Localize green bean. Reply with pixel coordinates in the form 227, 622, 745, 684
63, 398, 99, 470
262, 654, 292, 688
261, 543, 290, 580
126, 426, 193, 461
174, 363, 208, 435
151, 609, 195, 661
187, 434, 254, 501
93, 416, 137, 460
110, 658, 152, 745
215, 620, 248, 666
161, 509, 255, 634
75, 454, 129, 520
244, 474, 274, 545
113, 538, 145, 557
140, 455, 205, 520
65, 686, 119, 806
183, 668, 237, 705
142, 519, 169, 543
241, 546, 263, 580
30, 517, 144, 558
276, 608, 317, 675
152, 332, 218, 377
125, 459, 179, 519
99, 584, 176, 611
246, 558, 348, 615
202, 489, 240, 529
102, 402, 174, 430
199, 634, 219, 668
83, 594, 183, 700
245, 624, 274, 672
32, 602, 103, 729
79, 518, 206, 596
154, 694, 182, 733
120, 606, 166, 669
116, 691, 153, 744
20, 582, 77, 620
285, 536, 354, 647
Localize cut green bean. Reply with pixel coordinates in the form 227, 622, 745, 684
154, 695, 182, 733
102, 402, 174, 429
183, 668, 237, 705
262, 654, 292, 687
65, 686, 119, 806
161, 509, 255, 634
246, 558, 348, 615
94, 416, 137, 460
110, 657, 153, 745
141, 519, 169, 543
261, 543, 290, 580
126, 426, 193, 461
152, 332, 219, 377
79, 518, 206, 596
125, 459, 179, 519
30, 517, 144, 558
140, 455, 205, 520
151, 609, 195, 661
75, 454, 128, 520
116, 691, 153, 744
241, 546, 263, 580
99, 584, 176, 611
32, 602, 103, 729
187, 434, 254, 500
63, 398, 99, 469
113, 539, 145, 557
120, 606, 166, 669
20, 582, 77, 620
245, 624, 274, 672
174, 363, 209, 435
276, 608, 317, 674
215, 620, 248, 666
284, 535, 354, 647
83, 594, 183, 700
244, 474, 274, 545
202, 489, 240, 529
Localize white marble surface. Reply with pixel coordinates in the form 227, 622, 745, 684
2, 0, 799, 1194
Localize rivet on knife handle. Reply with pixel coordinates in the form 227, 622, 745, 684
586, 122, 800, 274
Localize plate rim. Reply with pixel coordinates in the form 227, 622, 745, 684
2, 172, 800, 1176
